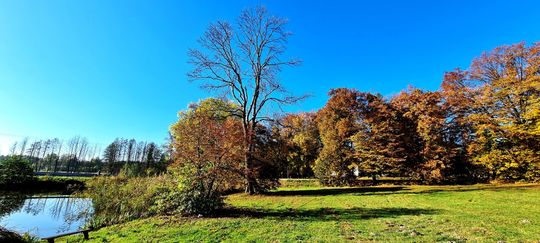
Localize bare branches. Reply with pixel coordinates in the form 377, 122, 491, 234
187, 6, 303, 194
188, 6, 303, 129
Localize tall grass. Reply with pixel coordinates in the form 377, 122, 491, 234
83, 175, 173, 228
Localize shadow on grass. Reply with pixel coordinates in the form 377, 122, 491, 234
265, 184, 540, 197
215, 206, 440, 221
266, 187, 408, 196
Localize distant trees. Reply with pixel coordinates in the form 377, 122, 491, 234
7, 136, 168, 175
102, 139, 168, 176
188, 6, 303, 194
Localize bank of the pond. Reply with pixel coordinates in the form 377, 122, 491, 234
0, 176, 88, 194
0, 226, 28, 242
63, 183, 540, 242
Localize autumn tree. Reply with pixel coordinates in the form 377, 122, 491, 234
169, 98, 244, 213
188, 6, 303, 194
276, 112, 320, 178
352, 92, 408, 181
315, 88, 361, 185
390, 88, 461, 183
442, 42, 540, 181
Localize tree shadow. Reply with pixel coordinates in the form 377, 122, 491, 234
265, 184, 540, 197
215, 206, 440, 221
265, 186, 409, 196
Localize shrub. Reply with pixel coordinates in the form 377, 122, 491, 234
154, 165, 224, 216
0, 156, 35, 188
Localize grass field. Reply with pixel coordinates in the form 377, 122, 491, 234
65, 183, 540, 242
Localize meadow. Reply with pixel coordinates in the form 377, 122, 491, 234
63, 182, 540, 242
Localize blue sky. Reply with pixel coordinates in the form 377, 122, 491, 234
1, 0, 540, 154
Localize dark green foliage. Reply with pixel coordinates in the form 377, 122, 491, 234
0, 155, 35, 188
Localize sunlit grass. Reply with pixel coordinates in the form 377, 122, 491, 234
66, 183, 540, 242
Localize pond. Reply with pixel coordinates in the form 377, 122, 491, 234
0, 193, 93, 238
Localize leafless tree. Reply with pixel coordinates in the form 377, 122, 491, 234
9, 141, 18, 155
54, 139, 63, 172
19, 137, 28, 156
188, 6, 303, 194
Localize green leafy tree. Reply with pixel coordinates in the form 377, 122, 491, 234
0, 155, 35, 187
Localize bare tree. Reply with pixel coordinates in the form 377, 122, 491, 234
188, 6, 303, 194
54, 139, 63, 172
19, 137, 28, 156
9, 141, 18, 155
127, 139, 136, 162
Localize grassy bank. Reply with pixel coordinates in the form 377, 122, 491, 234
66, 183, 540, 242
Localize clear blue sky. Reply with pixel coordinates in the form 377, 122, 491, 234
1, 0, 540, 154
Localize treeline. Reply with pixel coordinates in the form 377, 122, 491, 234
269, 42, 540, 185
103, 138, 168, 175
6, 136, 169, 175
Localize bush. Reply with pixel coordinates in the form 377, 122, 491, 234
154, 165, 224, 216
0, 156, 35, 188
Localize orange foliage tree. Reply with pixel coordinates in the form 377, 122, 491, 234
441, 42, 540, 181
170, 98, 244, 200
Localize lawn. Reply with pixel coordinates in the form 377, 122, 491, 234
65, 183, 540, 242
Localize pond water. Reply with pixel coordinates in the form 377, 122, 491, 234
0, 194, 93, 238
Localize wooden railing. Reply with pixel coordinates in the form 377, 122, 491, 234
41, 229, 91, 243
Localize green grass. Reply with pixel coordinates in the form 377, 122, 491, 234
37, 175, 93, 183
65, 183, 540, 242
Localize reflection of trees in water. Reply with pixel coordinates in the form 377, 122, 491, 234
0, 194, 93, 233
0, 193, 26, 218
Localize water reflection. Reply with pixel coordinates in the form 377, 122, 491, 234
0, 193, 92, 238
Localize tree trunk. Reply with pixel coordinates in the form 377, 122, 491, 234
244, 145, 260, 195
243, 123, 260, 195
